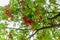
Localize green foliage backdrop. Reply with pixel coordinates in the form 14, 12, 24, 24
0, 0, 60, 40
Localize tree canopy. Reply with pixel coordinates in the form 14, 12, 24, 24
0, 0, 60, 40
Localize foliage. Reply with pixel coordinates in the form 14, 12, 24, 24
0, 0, 60, 40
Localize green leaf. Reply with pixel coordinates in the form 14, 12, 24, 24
0, 23, 7, 29
0, 38, 6, 40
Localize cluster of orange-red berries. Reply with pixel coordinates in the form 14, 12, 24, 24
22, 15, 42, 25
4, 0, 42, 25
22, 15, 34, 25
4, 5, 13, 20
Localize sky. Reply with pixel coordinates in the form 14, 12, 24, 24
0, 0, 10, 6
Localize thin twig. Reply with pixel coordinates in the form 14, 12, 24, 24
47, 12, 60, 13
48, 12, 60, 19
5, 27, 31, 30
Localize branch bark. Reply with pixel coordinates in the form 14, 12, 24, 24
48, 12, 60, 19
29, 24, 60, 38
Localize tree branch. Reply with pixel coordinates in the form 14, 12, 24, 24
47, 12, 60, 13
28, 24, 60, 38
48, 12, 60, 19
5, 27, 31, 30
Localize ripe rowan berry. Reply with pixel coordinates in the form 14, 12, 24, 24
38, 16, 42, 20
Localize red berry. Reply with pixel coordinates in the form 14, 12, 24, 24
22, 15, 34, 25
38, 16, 42, 20
5, 10, 13, 19
24, 20, 34, 25
22, 15, 27, 21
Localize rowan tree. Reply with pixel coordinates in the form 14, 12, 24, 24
0, 0, 60, 40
